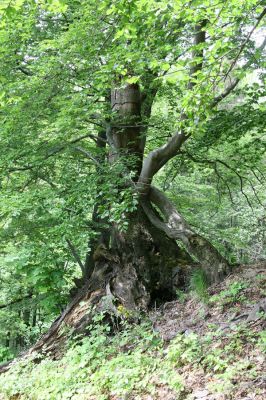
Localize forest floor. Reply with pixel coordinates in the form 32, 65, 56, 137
0, 263, 265, 400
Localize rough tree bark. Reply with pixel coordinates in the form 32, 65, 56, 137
2, 208, 191, 363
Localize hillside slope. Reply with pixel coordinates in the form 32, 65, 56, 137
0, 263, 265, 400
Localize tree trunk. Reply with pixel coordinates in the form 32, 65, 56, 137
4, 194, 227, 362
0, 79, 232, 370
19, 184, 229, 361
16, 208, 192, 361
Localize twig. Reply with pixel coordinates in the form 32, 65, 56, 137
66, 239, 85, 275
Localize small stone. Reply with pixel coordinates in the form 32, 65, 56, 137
193, 389, 209, 399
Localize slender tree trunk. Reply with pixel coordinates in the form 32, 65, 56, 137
79, 130, 110, 285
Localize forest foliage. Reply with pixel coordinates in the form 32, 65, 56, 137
0, 0, 265, 365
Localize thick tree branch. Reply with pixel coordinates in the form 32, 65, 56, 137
138, 130, 188, 193
141, 186, 230, 283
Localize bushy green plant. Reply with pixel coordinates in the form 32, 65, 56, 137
207, 361, 256, 395
0, 320, 186, 400
0, 316, 264, 400
166, 332, 201, 367
257, 330, 266, 353
210, 281, 248, 307
0, 346, 15, 364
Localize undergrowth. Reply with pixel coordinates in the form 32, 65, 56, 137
0, 271, 265, 400
0, 317, 264, 400
0, 319, 184, 400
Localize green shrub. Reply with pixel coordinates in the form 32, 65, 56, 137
0, 320, 186, 400
210, 281, 248, 306
166, 332, 201, 366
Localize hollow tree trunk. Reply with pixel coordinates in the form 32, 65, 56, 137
15, 197, 229, 361
16, 208, 192, 361
20, 185, 229, 361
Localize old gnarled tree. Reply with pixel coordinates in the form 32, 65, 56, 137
0, 0, 265, 360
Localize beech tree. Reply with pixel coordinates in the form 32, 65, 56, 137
0, 0, 265, 355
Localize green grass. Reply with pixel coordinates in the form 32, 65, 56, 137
189, 268, 209, 302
